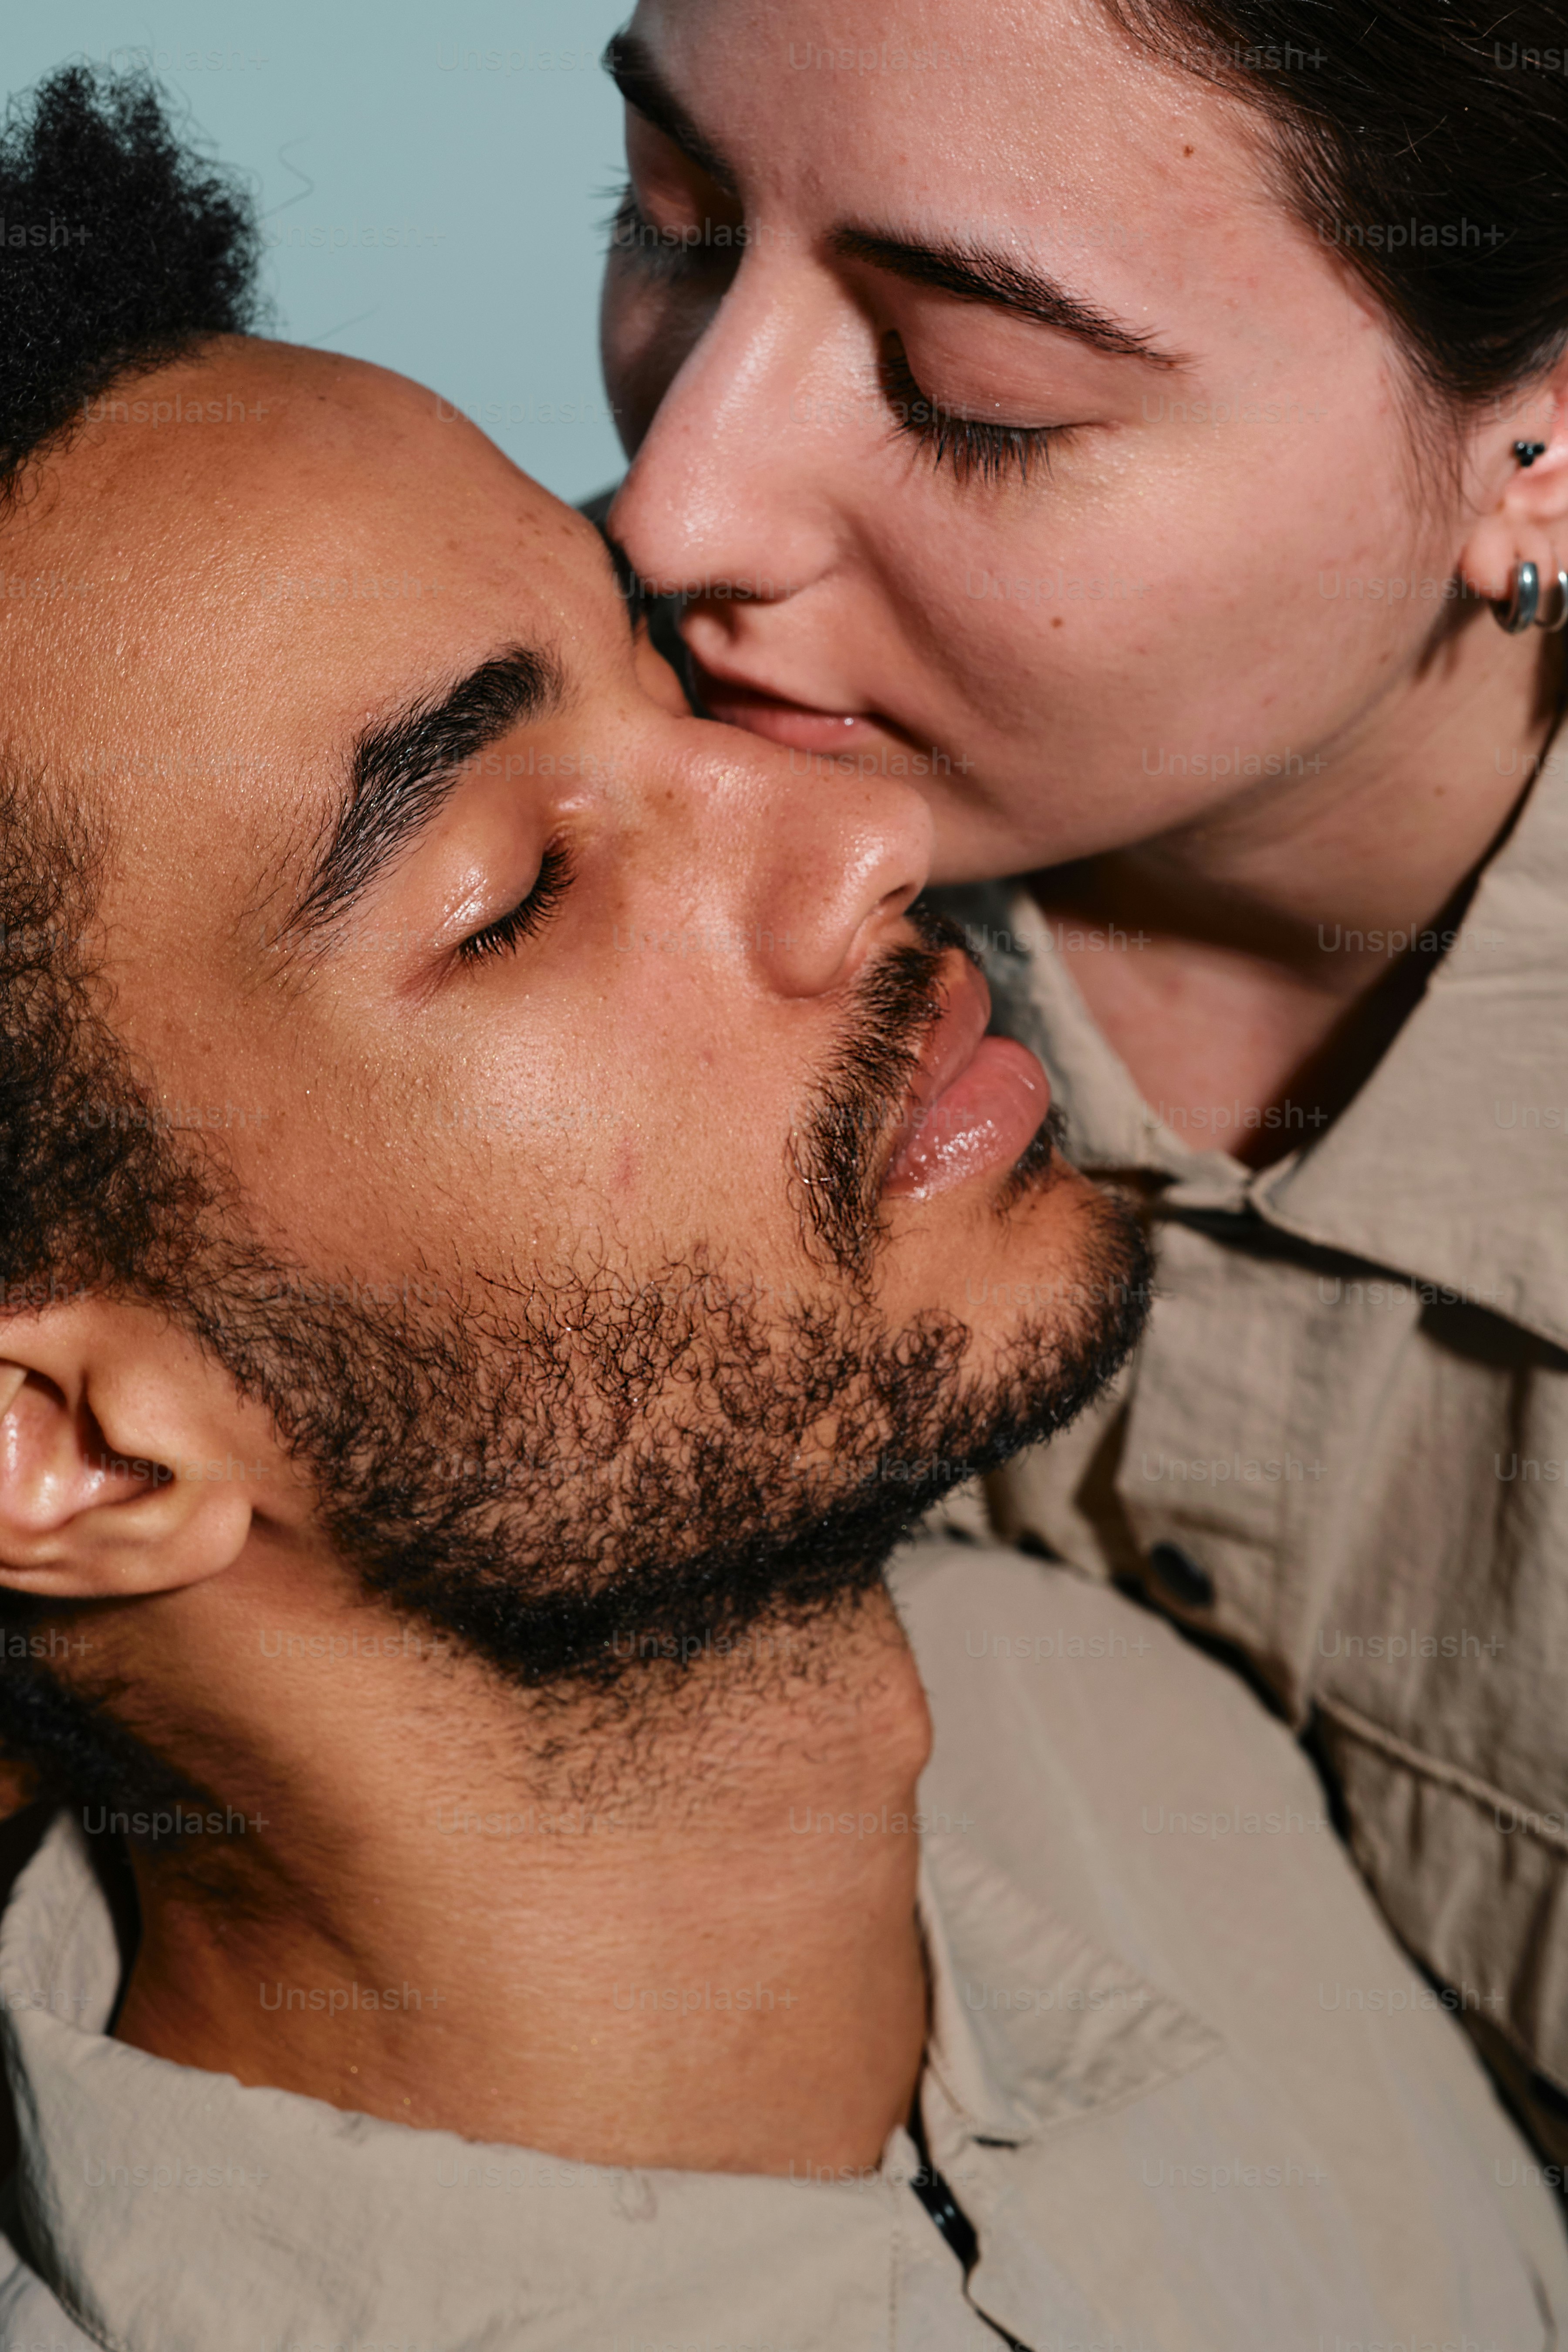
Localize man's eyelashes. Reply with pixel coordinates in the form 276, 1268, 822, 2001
458, 841, 575, 966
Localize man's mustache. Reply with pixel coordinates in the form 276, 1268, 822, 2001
792, 906, 979, 1278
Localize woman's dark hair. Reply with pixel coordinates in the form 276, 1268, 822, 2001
1105, 2, 1568, 412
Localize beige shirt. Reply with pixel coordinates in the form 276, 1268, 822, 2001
933, 737, 1568, 2163
0, 1539, 1562, 2350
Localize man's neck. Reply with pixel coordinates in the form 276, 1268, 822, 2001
109, 1562, 931, 2176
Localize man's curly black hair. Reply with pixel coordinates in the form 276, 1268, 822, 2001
0, 61, 263, 504
0, 65, 263, 1825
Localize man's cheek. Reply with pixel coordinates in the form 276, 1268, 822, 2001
632, 624, 692, 717
606, 1133, 643, 1203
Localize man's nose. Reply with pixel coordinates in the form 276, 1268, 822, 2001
608, 261, 852, 613
649, 727, 935, 1004
750, 775, 935, 999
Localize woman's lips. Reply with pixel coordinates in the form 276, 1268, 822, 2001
882, 960, 1053, 1202
689, 658, 891, 755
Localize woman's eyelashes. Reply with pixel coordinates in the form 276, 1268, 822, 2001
458, 840, 575, 966
608, 184, 1068, 487
605, 184, 743, 284
879, 334, 1067, 487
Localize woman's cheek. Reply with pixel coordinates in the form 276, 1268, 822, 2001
601, 268, 673, 457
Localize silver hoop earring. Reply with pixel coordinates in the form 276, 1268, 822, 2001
1495, 560, 1541, 633
1536, 567, 1568, 632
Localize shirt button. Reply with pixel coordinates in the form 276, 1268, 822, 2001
1148, 1541, 1216, 1610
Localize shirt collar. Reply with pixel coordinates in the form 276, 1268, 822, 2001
0, 1815, 1214, 2350
917, 1830, 1218, 2153
1253, 743, 1568, 1348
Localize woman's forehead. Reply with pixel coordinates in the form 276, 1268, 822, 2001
620, 0, 1301, 323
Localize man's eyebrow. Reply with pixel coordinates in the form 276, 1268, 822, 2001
830, 227, 1185, 367
602, 29, 739, 196
285, 644, 565, 946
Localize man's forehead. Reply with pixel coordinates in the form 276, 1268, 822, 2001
64, 348, 525, 537
0, 341, 596, 907
2, 340, 579, 665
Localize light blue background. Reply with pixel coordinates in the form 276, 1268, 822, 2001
5, 0, 635, 502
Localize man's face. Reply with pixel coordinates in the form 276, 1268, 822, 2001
3, 341, 1143, 1679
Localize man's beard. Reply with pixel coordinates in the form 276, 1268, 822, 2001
185, 916, 1151, 1697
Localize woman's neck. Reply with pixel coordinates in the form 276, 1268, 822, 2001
1032, 618, 1563, 1164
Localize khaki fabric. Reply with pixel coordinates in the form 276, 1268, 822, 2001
0, 1541, 1562, 2349
933, 738, 1568, 2163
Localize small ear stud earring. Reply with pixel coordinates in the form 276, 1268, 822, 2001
1515, 441, 1549, 467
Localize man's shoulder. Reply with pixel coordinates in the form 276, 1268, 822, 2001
0, 2222, 94, 2349
895, 1530, 1131, 1622
891, 1536, 1345, 1908
892, 1534, 1293, 1766
894, 1538, 1568, 2324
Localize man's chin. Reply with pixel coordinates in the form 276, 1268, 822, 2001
372, 1185, 1149, 1703
994, 1109, 1068, 1216
206, 1137, 1150, 1714
944, 1169, 1152, 1446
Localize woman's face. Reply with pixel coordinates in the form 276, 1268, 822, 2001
602, 0, 1518, 882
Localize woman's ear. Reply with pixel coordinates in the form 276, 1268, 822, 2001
1458, 357, 1568, 603
0, 1296, 301, 1602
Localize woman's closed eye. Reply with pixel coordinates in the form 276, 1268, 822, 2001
879, 333, 1071, 488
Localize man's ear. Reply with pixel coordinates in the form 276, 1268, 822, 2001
0, 1296, 299, 1602
1458, 358, 1568, 603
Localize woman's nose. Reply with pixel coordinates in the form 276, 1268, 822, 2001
608, 261, 858, 616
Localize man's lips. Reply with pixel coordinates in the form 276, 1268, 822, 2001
882, 956, 1053, 1202
690, 656, 899, 756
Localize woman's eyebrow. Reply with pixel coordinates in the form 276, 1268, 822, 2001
831, 226, 1187, 367
599, 32, 1185, 370
602, 30, 739, 196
